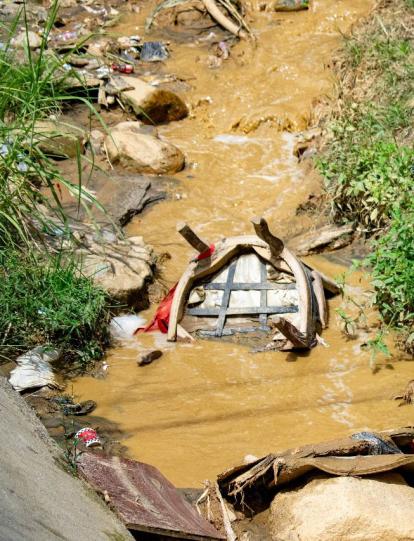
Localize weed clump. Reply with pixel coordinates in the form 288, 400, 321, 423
0, 249, 109, 365
0, 6, 110, 366
318, 0, 414, 352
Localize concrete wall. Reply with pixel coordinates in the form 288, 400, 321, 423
0, 377, 133, 541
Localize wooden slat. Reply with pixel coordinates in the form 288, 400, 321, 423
215, 261, 237, 337
177, 222, 209, 253
259, 259, 268, 328
203, 282, 295, 291
188, 306, 298, 316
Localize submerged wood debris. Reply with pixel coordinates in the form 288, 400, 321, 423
167, 217, 339, 351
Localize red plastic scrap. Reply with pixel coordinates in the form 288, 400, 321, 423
78, 453, 225, 540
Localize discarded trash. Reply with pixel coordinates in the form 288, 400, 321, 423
56, 30, 78, 42
140, 41, 169, 62
51, 396, 97, 415
273, 0, 309, 11
75, 427, 101, 448
110, 314, 146, 340
138, 349, 163, 366
9, 346, 61, 392
111, 63, 134, 74
95, 65, 111, 79
144, 218, 339, 351
351, 431, 402, 455
78, 452, 225, 539
216, 427, 414, 516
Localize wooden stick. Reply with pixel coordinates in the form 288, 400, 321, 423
177, 222, 209, 253
251, 217, 284, 258
271, 317, 309, 348
312, 270, 327, 328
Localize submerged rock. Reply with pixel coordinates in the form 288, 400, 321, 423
105, 121, 185, 175
138, 349, 163, 366
118, 76, 188, 123
269, 474, 414, 541
81, 235, 155, 308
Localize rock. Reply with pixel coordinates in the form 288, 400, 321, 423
105, 121, 185, 175
89, 129, 105, 155
269, 474, 414, 541
118, 76, 188, 123
138, 349, 163, 366
9, 346, 61, 392
34, 119, 86, 158
11, 30, 41, 49
81, 236, 155, 308
289, 223, 354, 256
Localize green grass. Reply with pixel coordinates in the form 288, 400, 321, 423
0, 5, 112, 366
318, 0, 414, 352
0, 248, 109, 365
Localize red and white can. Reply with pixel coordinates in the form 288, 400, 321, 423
75, 427, 101, 448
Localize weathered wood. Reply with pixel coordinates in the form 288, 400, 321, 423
215, 261, 237, 337
167, 261, 198, 341
188, 306, 298, 316
176, 323, 195, 342
177, 222, 209, 253
251, 217, 284, 258
259, 258, 268, 328
271, 317, 309, 348
203, 282, 295, 291
312, 270, 327, 328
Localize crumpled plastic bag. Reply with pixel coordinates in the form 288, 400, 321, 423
9, 346, 61, 392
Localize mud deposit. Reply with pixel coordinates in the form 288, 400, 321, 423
73, 0, 414, 487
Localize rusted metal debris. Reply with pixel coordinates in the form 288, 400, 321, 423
78, 453, 225, 540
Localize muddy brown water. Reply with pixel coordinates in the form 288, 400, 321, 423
72, 0, 414, 488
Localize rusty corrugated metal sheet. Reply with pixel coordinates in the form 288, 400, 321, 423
78, 453, 225, 540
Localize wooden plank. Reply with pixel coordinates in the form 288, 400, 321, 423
177, 222, 209, 253
271, 317, 309, 348
188, 306, 298, 316
215, 260, 237, 337
203, 282, 295, 291
251, 217, 284, 258
259, 259, 268, 328
312, 270, 327, 328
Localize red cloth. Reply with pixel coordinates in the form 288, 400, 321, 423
135, 284, 177, 334
196, 243, 215, 261
135, 245, 215, 334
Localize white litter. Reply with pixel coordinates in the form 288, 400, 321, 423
9, 346, 61, 392
110, 314, 146, 340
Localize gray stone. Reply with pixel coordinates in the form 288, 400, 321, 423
138, 350, 163, 366
34, 119, 86, 158
81, 235, 155, 308
105, 121, 185, 175
118, 76, 188, 123
269, 474, 414, 541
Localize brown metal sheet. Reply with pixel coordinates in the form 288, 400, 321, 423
78, 453, 225, 540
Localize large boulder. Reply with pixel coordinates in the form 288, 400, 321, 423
105, 121, 185, 174
81, 235, 155, 308
118, 77, 188, 123
269, 474, 414, 541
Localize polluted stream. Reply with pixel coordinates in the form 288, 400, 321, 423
72, 0, 414, 488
